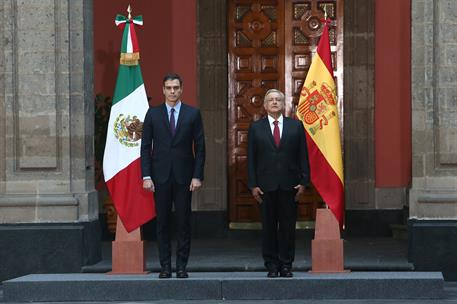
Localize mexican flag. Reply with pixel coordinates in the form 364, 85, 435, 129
103, 14, 155, 232
296, 21, 344, 229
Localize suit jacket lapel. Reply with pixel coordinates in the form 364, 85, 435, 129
160, 104, 172, 136
174, 103, 186, 137
262, 117, 277, 149
280, 118, 291, 149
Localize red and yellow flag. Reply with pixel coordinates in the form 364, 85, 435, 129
296, 22, 344, 228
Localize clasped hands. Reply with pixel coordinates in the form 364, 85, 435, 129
142, 178, 202, 192
251, 185, 305, 203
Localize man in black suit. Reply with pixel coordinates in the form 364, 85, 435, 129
247, 89, 310, 278
141, 73, 205, 279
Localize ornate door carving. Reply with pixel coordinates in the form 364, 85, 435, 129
228, 0, 343, 226
228, 0, 285, 225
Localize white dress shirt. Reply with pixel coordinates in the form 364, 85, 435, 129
267, 114, 283, 138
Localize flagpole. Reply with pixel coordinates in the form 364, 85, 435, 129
106, 3, 154, 275
323, 4, 329, 212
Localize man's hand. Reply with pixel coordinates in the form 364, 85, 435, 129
189, 178, 202, 192
143, 179, 155, 192
251, 187, 264, 203
294, 184, 305, 202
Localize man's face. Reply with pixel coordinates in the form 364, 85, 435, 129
163, 79, 183, 104
264, 92, 285, 116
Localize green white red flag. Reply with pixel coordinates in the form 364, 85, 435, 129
103, 13, 155, 232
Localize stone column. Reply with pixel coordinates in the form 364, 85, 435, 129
344, 0, 408, 236
344, 0, 379, 233
409, 0, 457, 280
193, 0, 228, 237
0, 0, 100, 281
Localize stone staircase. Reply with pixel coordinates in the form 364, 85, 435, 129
2, 271, 445, 301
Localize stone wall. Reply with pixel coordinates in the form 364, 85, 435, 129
0, 0, 100, 281
409, 0, 457, 218
409, 0, 457, 280
344, 0, 376, 210
0, 0, 97, 223
194, 0, 228, 212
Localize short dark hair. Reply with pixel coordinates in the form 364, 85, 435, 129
163, 73, 183, 86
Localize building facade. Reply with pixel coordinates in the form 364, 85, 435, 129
0, 0, 456, 281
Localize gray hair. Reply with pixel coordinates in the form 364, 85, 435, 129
264, 89, 285, 103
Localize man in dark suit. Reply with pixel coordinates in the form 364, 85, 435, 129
247, 89, 310, 278
141, 73, 205, 279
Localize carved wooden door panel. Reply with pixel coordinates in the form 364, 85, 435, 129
228, 0, 343, 227
228, 0, 285, 225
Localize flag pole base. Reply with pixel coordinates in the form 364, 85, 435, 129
109, 215, 148, 275
310, 208, 349, 273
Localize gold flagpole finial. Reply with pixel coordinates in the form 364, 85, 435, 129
323, 4, 328, 20
127, 4, 132, 20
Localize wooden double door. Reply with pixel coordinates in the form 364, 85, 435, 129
228, 0, 343, 227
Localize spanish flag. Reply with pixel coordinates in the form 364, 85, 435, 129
296, 22, 344, 229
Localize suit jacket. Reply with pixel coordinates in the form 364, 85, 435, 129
141, 102, 205, 184
247, 116, 310, 192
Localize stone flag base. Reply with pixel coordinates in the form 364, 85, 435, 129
110, 216, 147, 274
3, 272, 444, 301
111, 240, 147, 274
311, 239, 347, 273
311, 208, 347, 273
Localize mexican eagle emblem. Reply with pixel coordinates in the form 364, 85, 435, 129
113, 114, 143, 147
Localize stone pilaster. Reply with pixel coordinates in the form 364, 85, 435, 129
191, 0, 228, 237
344, 0, 376, 210
0, 0, 100, 281
0, 0, 97, 223
195, 0, 227, 212
410, 0, 457, 219
409, 0, 457, 280
194, 0, 227, 210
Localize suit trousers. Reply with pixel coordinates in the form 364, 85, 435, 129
261, 189, 298, 271
154, 176, 192, 270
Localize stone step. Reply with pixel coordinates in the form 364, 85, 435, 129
82, 260, 414, 273
3, 272, 444, 301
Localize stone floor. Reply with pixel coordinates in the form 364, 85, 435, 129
83, 237, 413, 273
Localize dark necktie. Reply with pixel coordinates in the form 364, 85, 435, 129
170, 108, 176, 136
273, 120, 280, 147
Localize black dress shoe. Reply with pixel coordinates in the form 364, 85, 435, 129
176, 269, 189, 279
159, 267, 172, 279
279, 267, 293, 277
267, 270, 279, 278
